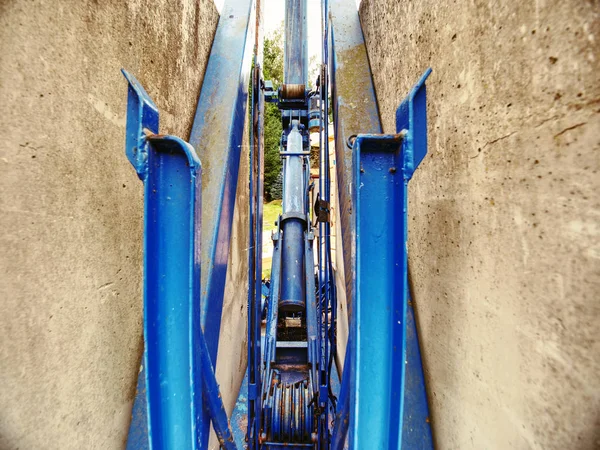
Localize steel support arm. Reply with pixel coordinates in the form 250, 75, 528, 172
123, 70, 238, 450
329, 0, 382, 310
123, 70, 203, 450
188, 0, 256, 363
332, 70, 433, 450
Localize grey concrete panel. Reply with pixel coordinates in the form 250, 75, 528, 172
0, 1, 218, 448
359, 1, 600, 448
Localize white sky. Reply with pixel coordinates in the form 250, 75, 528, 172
262, 0, 323, 69
212, 1, 360, 86
212, 0, 326, 85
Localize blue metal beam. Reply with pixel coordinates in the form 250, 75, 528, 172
122, 70, 203, 450
397, 69, 434, 449
247, 58, 265, 448
188, 0, 255, 363
342, 70, 432, 450
329, 0, 382, 312
329, 1, 434, 444
187, 2, 255, 445
350, 133, 405, 449
123, 68, 242, 450
195, 314, 238, 450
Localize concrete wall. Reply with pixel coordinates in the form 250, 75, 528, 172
0, 1, 219, 448
359, 1, 599, 449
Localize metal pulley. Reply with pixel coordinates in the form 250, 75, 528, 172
281, 83, 306, 100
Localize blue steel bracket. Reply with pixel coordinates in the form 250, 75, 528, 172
332, 69, 433, 450
122, 69, 159, 180
122, 69, 199, 178
396, 68, 432, 179
122, 70, 237, 450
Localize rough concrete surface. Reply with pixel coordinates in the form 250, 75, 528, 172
359, 1, 599, 449
0, 0, 218, 448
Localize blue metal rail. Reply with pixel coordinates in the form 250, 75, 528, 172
331, 70, 433, 449
122, 70, 237, 450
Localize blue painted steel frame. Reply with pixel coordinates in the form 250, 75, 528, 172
331, 70, 433, 449
123, 70, 203, 449
188, 0, 255, 364
123, 0, 434, 445
187, 0, 255, 445
318, 3, 337, 445
126, 0, 256, 442
247, 59, 265, 448
351, 133, 408, 449
123, 70, 238, 450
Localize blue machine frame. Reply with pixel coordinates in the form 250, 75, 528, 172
124, 0, 255, 447
123, 0, 435, 448
331, 70, 433, 449
122, 70, 238, 450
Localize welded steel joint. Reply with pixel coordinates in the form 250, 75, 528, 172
122, 69, 199, 178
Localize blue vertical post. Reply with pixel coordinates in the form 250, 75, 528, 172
247, 61, 258, 448
330, 70, 433, 449
318, 0, 336, 441
247, 57, 265, 447
350, 133, 406, 449
247, 1, 264, 446
345, 70, 432, 449
122, 71, 203, 450
123, 69, 239, 450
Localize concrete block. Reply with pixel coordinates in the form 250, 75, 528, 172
0, 1, 218, 448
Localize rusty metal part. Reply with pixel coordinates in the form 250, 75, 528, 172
263, 372, 315, 444
281, 83, 306, 100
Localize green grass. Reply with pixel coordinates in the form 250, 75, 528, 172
262, 263, 272, 280
263, 199, 282, 232
261, 200, 281, 279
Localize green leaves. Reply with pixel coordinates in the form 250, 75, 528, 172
263, 26, 284, 200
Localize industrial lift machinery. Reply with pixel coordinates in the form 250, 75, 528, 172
123, 0, 433, 448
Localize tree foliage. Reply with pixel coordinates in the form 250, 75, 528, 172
263, 26, 283, 86
263, 26, 284, 200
